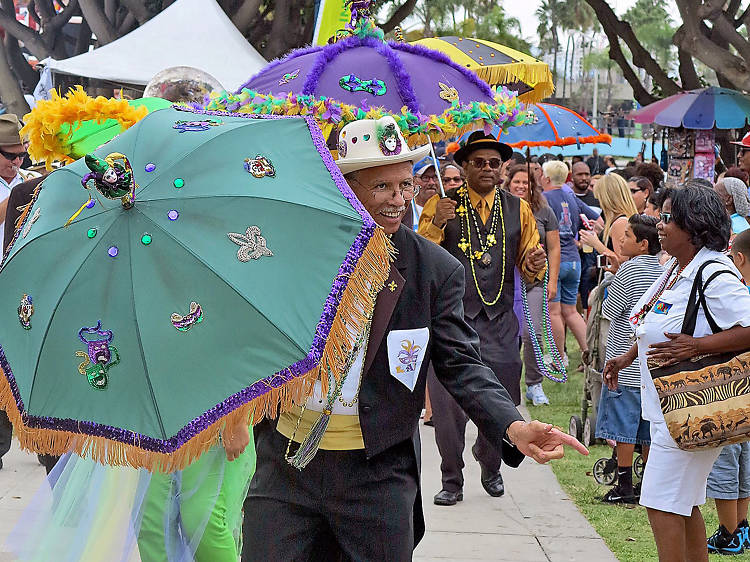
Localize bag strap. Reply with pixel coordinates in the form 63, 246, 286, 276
681, 259, 737, 335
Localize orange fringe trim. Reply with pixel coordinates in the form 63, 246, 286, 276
0, 228, 394, 472
508, 133, 613, 149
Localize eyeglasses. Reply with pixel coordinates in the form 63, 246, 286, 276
469, 157, 502, 170
443, 176, 463, 184
0, 149, 27, 162
351, 177, 420, 200
659, 212, 672, 224
630, 187, 644, 195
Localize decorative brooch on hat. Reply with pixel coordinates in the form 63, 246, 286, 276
377, 122, 402, 156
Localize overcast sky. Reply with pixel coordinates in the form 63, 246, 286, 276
475, 0, 639, 50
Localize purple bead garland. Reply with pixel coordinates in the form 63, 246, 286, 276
520, 266, 567, 383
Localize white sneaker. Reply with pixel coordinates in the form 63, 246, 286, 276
526, 383, 550, 406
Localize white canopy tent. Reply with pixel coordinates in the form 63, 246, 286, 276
44, 0, 266, 91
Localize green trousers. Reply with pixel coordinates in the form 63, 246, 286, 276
138, 429, 255, 562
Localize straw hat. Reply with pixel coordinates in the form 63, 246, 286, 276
335, 116, 430, 175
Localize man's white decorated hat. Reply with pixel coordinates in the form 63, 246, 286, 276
335, 116, 431, 175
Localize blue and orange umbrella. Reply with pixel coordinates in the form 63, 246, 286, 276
459, 102, 611, 148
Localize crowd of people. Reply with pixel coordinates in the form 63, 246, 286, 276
410, 139, 750, 559
3, 91, 750, 560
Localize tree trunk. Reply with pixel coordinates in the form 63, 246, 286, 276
0, 39, 31, 118
674, 0, 750, 90
75, 16, 93, 55
5, 35, 39, 92
119, 0, 151, 25
0, 5, 51, 58
231, 0, 262, 34
265, 0, 291, 59
380, 0, 418, 34
584, 0, 679, 104
78, 0, 119, 44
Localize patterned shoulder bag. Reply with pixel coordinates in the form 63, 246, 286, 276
651, 260, 750, 450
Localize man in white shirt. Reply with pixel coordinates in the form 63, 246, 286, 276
0, 114, 37, 249
404, 157, 439, 229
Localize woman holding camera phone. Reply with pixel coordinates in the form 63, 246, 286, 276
579, 174, 638, 274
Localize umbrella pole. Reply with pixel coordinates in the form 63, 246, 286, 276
429, 140, 446, 197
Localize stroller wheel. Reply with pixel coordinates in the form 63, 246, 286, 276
569, 415, 582, 441
583, 415, 597, 447
633, 454, 645, 479
593, 457, 617, 485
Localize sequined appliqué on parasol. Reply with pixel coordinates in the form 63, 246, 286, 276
339, 74, 387, 96
18, 294, 33, 330
338, 139, 348, 158
171, 301, 204, 331
438, 82, 459, 103
228, 226, 274, 262
21, 208, 40, 238
244, 156, 276, 178
377, 122, 402, 156
76, 321, 119, 390
173, 119, 223, 133
279, 69, 300, 85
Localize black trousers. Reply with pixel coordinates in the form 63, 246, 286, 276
0, 409, 11, 460
428, 309, 521, 493
242, 423, 418, 562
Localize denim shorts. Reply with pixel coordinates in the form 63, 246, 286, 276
551, 260, 581, 305
706, 442, 750, 500
595, 385, 651, 444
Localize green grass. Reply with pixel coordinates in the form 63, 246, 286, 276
526, 335, 750, 561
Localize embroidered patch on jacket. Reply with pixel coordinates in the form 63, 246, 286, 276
654, 300, 672, 315
386, 327, 430, 392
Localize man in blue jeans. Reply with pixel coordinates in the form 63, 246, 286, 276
540, 161, 601, 362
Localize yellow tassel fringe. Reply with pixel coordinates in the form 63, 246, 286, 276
476, 63, 555, 104
0, 228, 394, 473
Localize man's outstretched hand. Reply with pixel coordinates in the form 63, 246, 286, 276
507, 420, 589, 463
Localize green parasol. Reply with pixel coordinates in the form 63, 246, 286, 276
0, 106, 391, 471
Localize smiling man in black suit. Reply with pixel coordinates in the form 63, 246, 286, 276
242, 116, 588, 562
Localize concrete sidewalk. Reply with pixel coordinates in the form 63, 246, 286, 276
415, 408, 617, 562
0, 409, 616, 561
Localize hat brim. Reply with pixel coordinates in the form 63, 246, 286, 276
454, 139, 513, 166
336, 144, 432, 175
731, 141, 750, 148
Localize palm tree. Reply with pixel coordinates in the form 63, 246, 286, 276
536, 0, 563, 85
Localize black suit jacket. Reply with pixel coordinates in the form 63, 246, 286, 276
4, 176, 45, 253
357, 225, 524, 464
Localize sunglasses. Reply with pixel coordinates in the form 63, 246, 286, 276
469, 157, 502, 170
659, 212, 672, 224
442, 176, 463, 184
629, 187, 644, 195
0, 149, 27, 162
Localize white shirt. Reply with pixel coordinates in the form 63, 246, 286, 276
633, 248, 750, 422
305, 344, 366, 415
0, 172, 24, 247
411, 201, 423, 231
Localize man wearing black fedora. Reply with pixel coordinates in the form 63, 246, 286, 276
419, 131, 547, 505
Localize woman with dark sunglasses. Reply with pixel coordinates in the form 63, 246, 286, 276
627, 176, 654, 214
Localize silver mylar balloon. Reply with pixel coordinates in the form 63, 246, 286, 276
143, 66, 223, 104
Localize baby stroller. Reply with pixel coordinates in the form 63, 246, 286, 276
592, 443, 646, 485
569, 274, 613, 447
